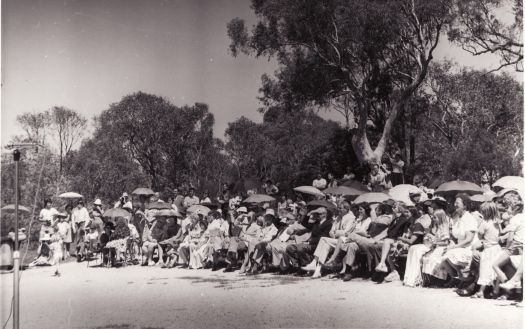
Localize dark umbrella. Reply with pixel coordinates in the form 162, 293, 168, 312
341, 180, 369, 191
103, 208, 131, 221
307, 199, 337, 211
434, 180, 484, 196
146, 202, 173, 210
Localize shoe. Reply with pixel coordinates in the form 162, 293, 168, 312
223, 266, 235, 273
328, 273, 344, 279
311, 270, 322, 279
301, 261, 317, 272
375, 263, 388, 273
500, 280, 522, 290
53, 271, 61, 277
203, 261, 213, 269
384, 270, 400, 282
212, 266, 220, 272
343, 274, 353, 282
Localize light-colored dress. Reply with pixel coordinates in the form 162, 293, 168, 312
477, 220, 501, 286
421, 221, 451, 280
49, 233, 63, 265
443, 212, 478, 266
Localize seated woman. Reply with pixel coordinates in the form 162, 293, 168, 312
177, 214, 205, 268
76, 223, 100, 262
471, 202, 502, 298
404, 208, 449, 287
492, 199, 523, 299
224, 210, 257, 272
245, 214, 279, 275
237, 213, 265, 274
29, 233, 53, 267
188, 215, 210, 270
440, 193, 479, 285
373, 202, 412, 275
105, 217, 132, 266
381, 203, 432, 282
201, 211, 230, 271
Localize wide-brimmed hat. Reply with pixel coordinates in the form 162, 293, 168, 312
41, 233, 51, 241
122, 201, 133, 210
94, 199, 102, 206
265, 208, 275, 216
237, 206, 248, 213
309, 207, 327, 215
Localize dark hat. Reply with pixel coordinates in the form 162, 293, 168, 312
104, 222, 115, 230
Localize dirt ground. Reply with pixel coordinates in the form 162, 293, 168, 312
1, 262, 523, 329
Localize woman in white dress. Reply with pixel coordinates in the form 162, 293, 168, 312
441, 194, 479, 280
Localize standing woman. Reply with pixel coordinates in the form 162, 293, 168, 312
38, 199, 59, 245
441, 193, 479, 282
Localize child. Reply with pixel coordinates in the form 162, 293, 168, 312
56, 213, 71, 260
29, 233, 52, 267
49, 226, 64, 276
472, 202, 501, 298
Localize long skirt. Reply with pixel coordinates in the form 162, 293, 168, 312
422, 246, 448, 280
477, 244, 502, 286
189, 242, 206, 269
403, 244, 430, 287
313, 237, 338, 264
444, 246, 473, 267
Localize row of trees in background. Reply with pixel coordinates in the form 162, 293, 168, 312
1, 0, 523, 211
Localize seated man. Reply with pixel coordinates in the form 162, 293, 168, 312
245, 214, 279, 275
328, 202, 393, 281
226, 211, 261, 273
76, 223, 100, 261
141, 215, 166, 266
285, 207, 333, 276
303, 201, 356, 278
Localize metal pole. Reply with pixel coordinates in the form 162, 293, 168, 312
13, 149, 20, 329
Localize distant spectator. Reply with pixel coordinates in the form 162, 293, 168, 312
312, 173, 327, 189
480, 177, 491, 192
389, 153, 405, 186
201, 191, 212, 204
368, 163, 387, 192
173, 188, 185, 210
72, 200, 90, 244
263, 179, 279, 196
327, 173, 337, 188
183, 188, 200, 208
342, 166, 356, 181
114, 192, 130, 208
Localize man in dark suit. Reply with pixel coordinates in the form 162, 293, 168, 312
285, 207, 333, 275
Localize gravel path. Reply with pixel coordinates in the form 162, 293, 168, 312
1, 262, 523, 329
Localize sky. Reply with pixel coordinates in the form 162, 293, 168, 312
1, 0, 521, 146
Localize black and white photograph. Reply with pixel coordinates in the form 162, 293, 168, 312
0, 0, 524, 328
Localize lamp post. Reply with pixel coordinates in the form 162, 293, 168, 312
5, 143, 42, 329
12, 149, 20, 329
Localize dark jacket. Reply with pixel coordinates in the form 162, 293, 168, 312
296, 218, 333, 248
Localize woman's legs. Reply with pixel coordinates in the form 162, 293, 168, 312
492, 252, 511, 282
376, 238, 394, 272
326, 238, 344, 265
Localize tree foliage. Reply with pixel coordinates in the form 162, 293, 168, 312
448, 0, 523, 72
228, 0, 453, 164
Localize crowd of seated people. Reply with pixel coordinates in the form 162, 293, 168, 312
28, 170, 523, 303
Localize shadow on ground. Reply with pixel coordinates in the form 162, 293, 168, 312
171, 274, 305, 290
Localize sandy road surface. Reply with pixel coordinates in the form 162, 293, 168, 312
1, 262, 523, 329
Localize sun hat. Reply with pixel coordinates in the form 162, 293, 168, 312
309, 207, 327, 215
122, 192, 129, 197
41, 233, 51, 241
94, 199, 102, 206
122, 201, 133, 210
265, 208, 276, 216
237, 206, 248, 213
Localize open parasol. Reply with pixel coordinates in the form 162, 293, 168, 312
434, 180, 484, 196
103, 208, 131, 220
1, 204, 32, 214
492, 176, 524, 192
387, 184, 423, 206
293, 186, 325, 197
353, 192, 392, 205
186, 205, 211, 216
132, 187, 155, 196
156, 208, 182, 217
323, 185, 365, 197
243, 194, 275, 204
341, 180, 369, 191
146, 202, 173, 210
58, 192, 83, 199
306, 199, 337, 211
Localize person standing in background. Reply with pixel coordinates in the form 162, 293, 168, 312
313, 173, 327, 189
389, 152, 405, 186
72, 200, 90, 245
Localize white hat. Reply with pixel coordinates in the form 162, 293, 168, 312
237, 206, 248, 213
122, 192, 129, 197
265, 209, 275, 216
123, 201, 133, 210
94, 199, 102, 206
41, 233, 51, 241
